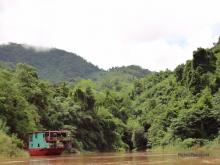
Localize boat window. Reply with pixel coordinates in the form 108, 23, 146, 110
29, 135, 33, 142
57, 133, 61, 138
61, 133, 67, 137
35, 134, 38, 139
51, 133, 57, 137
38, 144, 40, 147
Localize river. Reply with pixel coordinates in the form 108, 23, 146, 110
0, 152, 220, 165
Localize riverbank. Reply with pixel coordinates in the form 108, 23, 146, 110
1, 135, 220, 159
0, 131, 29, 159
148, 140, 220, 157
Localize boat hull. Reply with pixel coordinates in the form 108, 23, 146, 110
28, 148, 65, 156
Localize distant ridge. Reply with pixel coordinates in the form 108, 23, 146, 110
0, 43, 151, 82
108, 65, 151, 78
0, 43, 101, 82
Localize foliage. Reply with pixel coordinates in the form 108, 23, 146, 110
0, 39, 220, 156
0, 119, 28, 158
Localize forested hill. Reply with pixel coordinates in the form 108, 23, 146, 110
0, 39, 220, 157
89, 65, 151, 92
0, 43, 151, 82
108, 65, 151, 78
0, 43, 101, 82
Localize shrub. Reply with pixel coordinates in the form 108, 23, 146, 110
0, 130, 28, 158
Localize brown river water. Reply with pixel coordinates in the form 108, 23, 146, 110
0, 152, 220, 165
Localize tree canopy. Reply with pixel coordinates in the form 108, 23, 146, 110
0, 40, 220, 155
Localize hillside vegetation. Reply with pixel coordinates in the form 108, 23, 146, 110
0, 39, 220, 157
0, 43, 150, 83
0, 43, 101, 82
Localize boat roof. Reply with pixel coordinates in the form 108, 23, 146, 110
29, 130, 69, 134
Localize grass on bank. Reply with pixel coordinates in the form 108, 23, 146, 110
0, 130, 29, 159
148, 136, 220, 155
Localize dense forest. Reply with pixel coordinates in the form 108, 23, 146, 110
0, 39, 220, 157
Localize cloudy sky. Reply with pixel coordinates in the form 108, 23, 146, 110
0, 0, 220, 71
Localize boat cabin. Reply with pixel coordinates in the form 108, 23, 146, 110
29, 130, 70, 149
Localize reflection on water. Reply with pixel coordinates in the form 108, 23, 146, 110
1, 152, 220, 165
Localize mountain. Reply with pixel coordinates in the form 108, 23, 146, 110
88, 65, 151, 92
1, 39, 220, 155
108, 65, 151, 78
0, 43, 101, 82
0, 43, 151, 82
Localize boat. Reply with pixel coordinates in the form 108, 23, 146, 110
28, 130, 71, 156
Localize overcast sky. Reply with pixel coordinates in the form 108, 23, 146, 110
0, 0, 220, 71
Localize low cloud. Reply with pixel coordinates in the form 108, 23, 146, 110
21, 44, 51, 52
0, 0, 220, 71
